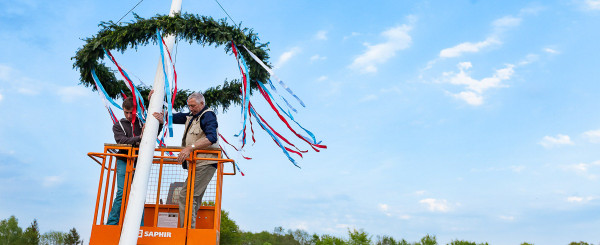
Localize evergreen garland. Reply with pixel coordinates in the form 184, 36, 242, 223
72, 13, 271, 111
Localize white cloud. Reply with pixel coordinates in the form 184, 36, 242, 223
451, 91, 483, 106
444, 62, 514, 106
415, 190, 426, 195
291, 222, 309, 230
582, 130, 600, 143
57, 86, 90, 103
510, 165, 525, 173
380, 86, 402, 95
0, 64, 44, 96
321, 81, 342, 97
310, 54, 327, 62
499, 215, 515, 221
567, 196, 597, 203
544, 48, 560, 54
43, 175, 64, 188
0, 64, 12, 80
349, 22, 413, 73
399, 215, 411, 220
419, 198, 450, 212
378, 203, 392, 217
17, 87, 40, 95
492, 16, 522, 29
343, 32, 361, 40
471, 165, 526, 173
314, 30, 328, 40
378, 203, 389, 212
449, 62, 513, 93
335, 224, 352, 230
377, 203, 410, 219
518, 54, 539, 66
317, 76, 328, 82
438, 15, 523, 59
520, 5, 545, 15
563, 161, 600, 179
359, 94, 378, 102
275, 47, 301, 68
583, 0, 600, 10
440, 38, 501, 58
539, 134, 574, 148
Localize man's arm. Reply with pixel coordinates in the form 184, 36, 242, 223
153, 112, 187, 125
172, 112, 188, 124
176, 111, 218, 163
198, 111, 218, 145
113, 123, 141, 145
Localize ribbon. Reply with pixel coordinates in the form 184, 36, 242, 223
249, 106, 300, 168
220, 145, 245, 176
232, 42, 250, 147
255, 81, 327, 151
91, 69, 123, 110
104, 49, 149, 131
249, 102, 306, 155
91, 69, 119, 124
219, 133, 252, 160
242, 45, 306, 108
255, 80, 320, 145
157, 29, 174, 137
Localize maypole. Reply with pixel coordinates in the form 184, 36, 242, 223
118, 0, 182, 244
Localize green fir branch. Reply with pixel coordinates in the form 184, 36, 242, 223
72, 13, 271, 111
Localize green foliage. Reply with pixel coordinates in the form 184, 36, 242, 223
519, 243, 533, 245
22, 219, 40, 245
202, 200, 216, 206
72, 13, 272, 111
348, 229, 372, 245
0, 215, 24, 245
376, 235, 398, 245
314, 234, 347, 245
568, 242, 592, 245
289, 229, 311, 245
397, 239, 410, 245
40, 231, 67, 245
419, 234, 437, 245
220, 210, 241, 245
240, 230, 300, 245
448, 240, 488, 245
63, 228, 82, 245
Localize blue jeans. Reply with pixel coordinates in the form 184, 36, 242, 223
106, 159, 144, 226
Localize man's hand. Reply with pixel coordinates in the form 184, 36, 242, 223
148, 90, 154, 100
177, 146, 193, 164
152, 112, 164, 124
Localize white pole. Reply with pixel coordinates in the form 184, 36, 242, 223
118, 0, 182, 244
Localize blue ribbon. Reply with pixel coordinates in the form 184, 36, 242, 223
250, 107, 299, 168
266, 79, 297, 113
103, 48, 147, 123
234, 54, 251, 145
157, 29, 174, 137
91, 69, 123, 110
256, 80, 320, 145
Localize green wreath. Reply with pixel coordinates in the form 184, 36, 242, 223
72, 13, 271, 111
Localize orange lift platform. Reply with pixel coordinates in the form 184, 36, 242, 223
87, 144, 236, 244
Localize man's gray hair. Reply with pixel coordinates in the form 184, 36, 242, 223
188, 92, 205, 104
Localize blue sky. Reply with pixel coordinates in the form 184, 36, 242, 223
1, 0, 600, 244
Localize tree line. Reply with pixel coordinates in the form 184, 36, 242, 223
219, 211, 596, 245
0, 216, 82, 245
2, 213, 596, 245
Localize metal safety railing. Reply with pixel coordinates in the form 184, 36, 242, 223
88, 144, 236, 230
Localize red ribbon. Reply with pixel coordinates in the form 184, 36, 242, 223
105, 49, 138, 135
256, 82, 327, 151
